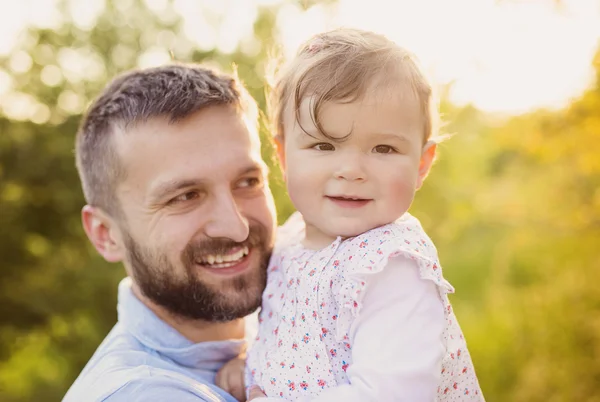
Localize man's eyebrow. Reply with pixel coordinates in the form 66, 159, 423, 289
239, 163, 269, 176
150, 179, 204, 201
150, 164, 268, 201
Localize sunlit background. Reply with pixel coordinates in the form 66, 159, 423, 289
2, 0, 600, 115
1, 0, 599, 401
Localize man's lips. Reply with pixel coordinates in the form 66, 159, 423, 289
195, 246, 249, 268
193, 247, 256, 276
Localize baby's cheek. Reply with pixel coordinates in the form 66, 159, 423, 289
286, 173, 315, 207
285, 182, 303, 209
387, 178, 417, 210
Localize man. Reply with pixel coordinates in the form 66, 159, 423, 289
63, 64, 277, 401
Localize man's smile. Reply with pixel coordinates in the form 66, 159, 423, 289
196, 246, 250, 268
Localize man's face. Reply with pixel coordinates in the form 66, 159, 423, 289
113, 105, 276, 321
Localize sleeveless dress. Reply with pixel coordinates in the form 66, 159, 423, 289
246, 212, 484, 401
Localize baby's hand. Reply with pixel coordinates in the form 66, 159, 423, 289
216, 356, 247, 402
248, 385, 267, 400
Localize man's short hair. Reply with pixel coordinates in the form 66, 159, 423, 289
75, 64, 258, 216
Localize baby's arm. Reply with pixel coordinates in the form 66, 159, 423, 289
250, 256, 446, 402
216, 355, 247, 402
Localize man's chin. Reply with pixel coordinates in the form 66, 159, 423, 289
129, 238, 269, 322
145, 282, 262, 322
198, 280, 263, 322
182, 258, 266, 320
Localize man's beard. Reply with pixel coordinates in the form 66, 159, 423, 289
123, 223, 271, 322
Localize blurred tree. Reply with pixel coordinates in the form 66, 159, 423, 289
0, 0, 599, 400
0, 0, 301, 400
414, 49, 600, 401
467, 50, 600, 401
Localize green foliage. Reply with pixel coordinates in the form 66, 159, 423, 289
0, 0, 598, 400
414, 70, 600, 401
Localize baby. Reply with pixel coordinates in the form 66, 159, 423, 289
218, 28, 484, 401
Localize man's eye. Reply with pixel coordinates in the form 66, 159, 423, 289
373, 145, 396, 154
312, 143, 335, 151
239, 177, 262, 188
171, 191, 199, 203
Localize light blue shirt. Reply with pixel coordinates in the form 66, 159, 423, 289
63, 278, 243, 402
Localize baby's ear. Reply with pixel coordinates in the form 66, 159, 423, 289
274, 135, 286, 171
416, 141, 437, 189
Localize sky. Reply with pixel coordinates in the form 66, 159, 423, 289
1, 0, 599, 115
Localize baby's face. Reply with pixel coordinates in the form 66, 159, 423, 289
281, 90, 433, 248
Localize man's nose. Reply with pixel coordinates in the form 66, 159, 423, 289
203, 192, 249, 243
334, 152, 367, 182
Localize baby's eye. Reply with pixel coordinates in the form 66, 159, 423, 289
312, 143, 335, 151
373, 145, 396, 154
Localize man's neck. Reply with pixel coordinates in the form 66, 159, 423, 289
131, 284, 245, 344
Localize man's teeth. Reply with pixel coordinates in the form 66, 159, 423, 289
200, 246, 249, 267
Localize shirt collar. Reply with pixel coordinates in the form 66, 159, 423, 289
117, 277, 246, 369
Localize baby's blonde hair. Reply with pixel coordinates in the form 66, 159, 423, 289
269, 28, 439, 144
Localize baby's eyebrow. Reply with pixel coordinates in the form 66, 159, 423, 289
370, 132, 412, 143
297, 125, 352, 143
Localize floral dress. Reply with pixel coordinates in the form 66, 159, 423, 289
246, 212, 484, 401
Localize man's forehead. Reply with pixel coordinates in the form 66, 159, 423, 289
116, 105, 259, 148
114, 108, 264, 186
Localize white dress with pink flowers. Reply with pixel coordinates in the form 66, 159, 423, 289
246, 212, 484, 401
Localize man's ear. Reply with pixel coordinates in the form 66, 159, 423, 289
274, 135, 286, 172
81, 205, 125, 263
416, 141, 437, 189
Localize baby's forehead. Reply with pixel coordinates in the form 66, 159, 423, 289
282, 97, 420, 147
353, 84, 422, 112
293, 86, 422, 128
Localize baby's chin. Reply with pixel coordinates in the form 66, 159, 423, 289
333, 220, 397, 240
305, 215, 401, 247
337, 227, 368, 239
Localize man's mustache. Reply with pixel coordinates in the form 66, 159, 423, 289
182, 224, 269, 262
